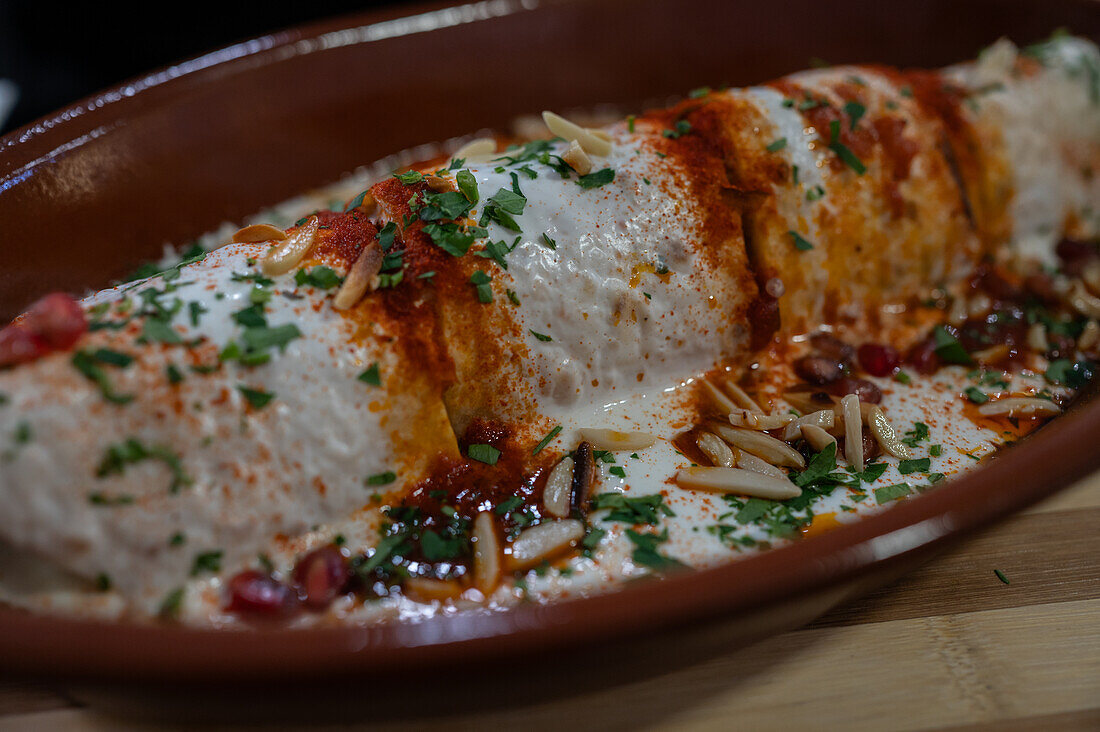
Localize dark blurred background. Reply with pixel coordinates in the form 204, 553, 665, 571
0, 1, 417, 134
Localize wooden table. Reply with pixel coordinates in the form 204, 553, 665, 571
1, 475, 1096, 731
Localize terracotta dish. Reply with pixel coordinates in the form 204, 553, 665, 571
0, 0, 1098, 710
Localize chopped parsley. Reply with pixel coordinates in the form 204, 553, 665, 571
826, 119, 867, 175
529, 329, 552, 342
843, 100, 866, 130
365, 471, 397, 486
994, 568, 1010, 585
72, 350, 134, 404
576, 168, 615, 189
932, 326, 972, 365
456, 169, 479, 203
470, 270, 494, 303
662, 119, 692, 139
95, 437, 192, 493
467, 443, 501, 465
237, 385, 275, 410
788, 230, 815, 251
874, 483, 912, 504
190, 550, 223, 576
766, 137, 788, 152
358, 362, 381, 386
532, 426, 562, 455
898, 457, 931, 475
393, 170, 424, 184
964, 386, 989, 404
626, 529, 685, 570
294, 266, 343, 290
592, 492, 674, 525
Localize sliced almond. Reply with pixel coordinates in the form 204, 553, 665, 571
587, 128, 613, 142
509, 520, 584, 570
542, 111, 612, 157
1027, 322, 1048, 351
674, 467, 801, 500
1068, 281, 1100, 319
453, 137, 496, 160
562, 139, 594, 175
783, 389, 834, 416
233, 223, 287, 243
736, 451, 787, 480
977, 397, 1061, 417
696, 432, 735, 468
781, 409, 836, 441
728, 409, 794, 430
333, 241, 383, 310
722, 378, 764, 413
866, 405, 912, 459
542, 457, 575, 518
710, 422, 805, 468
702, 379, 738, 413
472, 512, 501, 596
841, 394, 864, 472
404, 577, 463, 602
800, 424, 837, 452
972, 343, 1010, 364
260, 216, 320, 276
578, 428, 656, 451
1078, 320, 1100, 351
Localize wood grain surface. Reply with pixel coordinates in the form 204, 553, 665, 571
1, 476, 1096, 731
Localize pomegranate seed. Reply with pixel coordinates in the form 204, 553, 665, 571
857, 343, 899, 377
0, 326, 47, 368
1055, 238, 1097, 275
908, 338, 940, 375
226, 570, 295, 616
292, 546, 350, 610
23, 293, 86, 349
828, 376, 883, 404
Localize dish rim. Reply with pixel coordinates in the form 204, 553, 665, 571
1, 0, 1098, 681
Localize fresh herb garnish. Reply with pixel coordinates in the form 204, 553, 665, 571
238, 385, 275, 409
468, 443, 501, 465
532, 426, 562, 455
358, 362, 381, 386
788, 230, 815, 251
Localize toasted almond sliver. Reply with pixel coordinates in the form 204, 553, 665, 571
736, 451, 787, 479
509, 520, 584, 570
674, 467, 801, 500
801, 424, 837, 452
404, 577, 463, 602
453, 137, 496, 160
841, 394, 864, 472
587, 128, 613, 142
542, 111, 612, 157
697, 432, 735, 468
472, 512, 501, 596
710, 423, 806, 469
233, 223, 287, 243
781, 409, 836, 441
562, 139, 594, 175
1027, 322, 1048, 351
260, 216, 320, 276
702, 380, 738, 413
1078, 320, 1100, 351
333, 241, 383, 310
425, 174, 454, 192
972, 343, 1010, 364
578, 428, 656, 452
728, 409, 794, 430
829, 399, 875, 435
866, 406, 912, 460
722, 379, 764, 413
1068, 281, 1100, 319
783, 390, 833, 416
542, 457, 575, 518
977, 397, 1061, 417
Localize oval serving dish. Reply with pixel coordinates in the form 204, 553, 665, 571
0, 0, 1098, 715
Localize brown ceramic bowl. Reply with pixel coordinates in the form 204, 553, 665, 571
1, 0, 1098, 720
